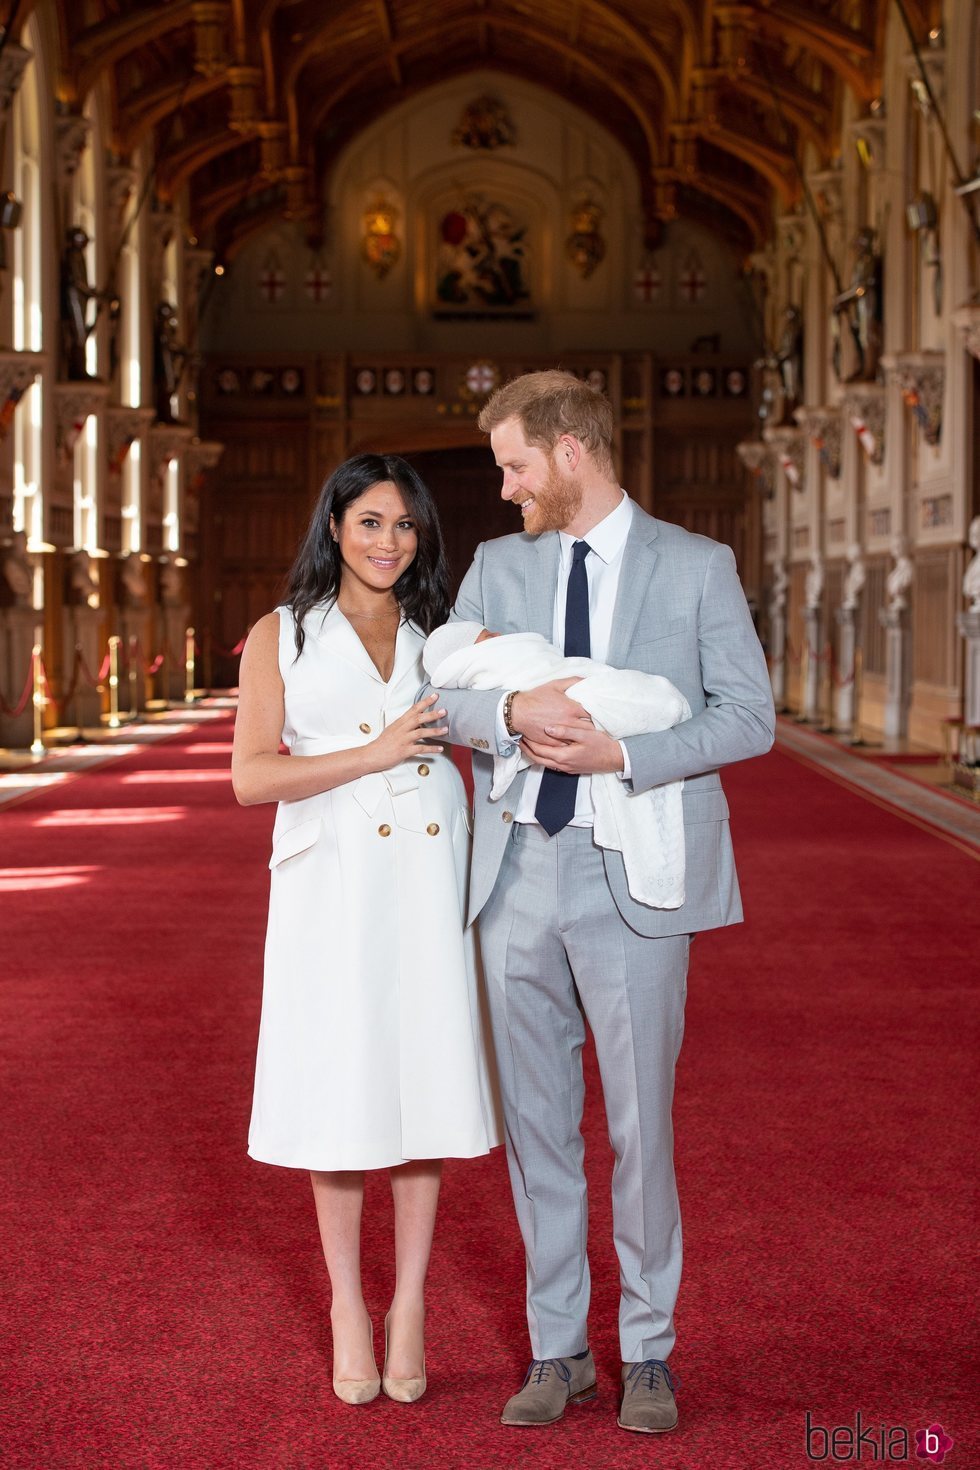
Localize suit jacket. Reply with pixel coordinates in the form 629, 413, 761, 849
428, 501, 776, 935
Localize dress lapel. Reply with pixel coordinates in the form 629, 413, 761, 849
608, 505, 661, 665
318, 602, 387, 684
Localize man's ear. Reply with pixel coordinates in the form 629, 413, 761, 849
557, 434, 582, 471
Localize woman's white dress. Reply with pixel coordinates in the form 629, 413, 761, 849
248, 603, 501, 1171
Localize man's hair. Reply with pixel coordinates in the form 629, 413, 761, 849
477, 369, 615, 476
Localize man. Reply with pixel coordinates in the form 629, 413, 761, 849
428, 370, 774, 1434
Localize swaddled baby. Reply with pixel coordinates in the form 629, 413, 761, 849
422, 621, 692, 910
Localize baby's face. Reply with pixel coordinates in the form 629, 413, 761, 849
475, 628, 500, 643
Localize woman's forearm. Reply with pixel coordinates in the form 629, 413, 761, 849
232, 746, 374, 806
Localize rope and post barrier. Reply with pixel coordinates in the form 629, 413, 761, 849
106, 635, 123, 729
128, 634, 139, 719
30, 643, 45, 755
184, 626, 196, 704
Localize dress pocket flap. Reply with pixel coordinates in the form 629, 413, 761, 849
681, 789, 730, 823
269, 817, 322, 868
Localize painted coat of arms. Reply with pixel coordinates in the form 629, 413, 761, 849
451, 96, 516, 151
435, 196, 531, 316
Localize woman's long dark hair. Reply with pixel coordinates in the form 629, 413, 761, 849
285, 453, 451, 656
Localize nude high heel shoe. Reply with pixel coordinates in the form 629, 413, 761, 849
331, 1314, 381, 1404
382, 1312, 427, 1403
332, 1372, 381, 1406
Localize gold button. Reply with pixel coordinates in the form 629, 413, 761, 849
426, 822, 440, 836
378, 824, 391, 837
417, 763, 429, 776
502, 811, 513, 823
359, 722, 371, 734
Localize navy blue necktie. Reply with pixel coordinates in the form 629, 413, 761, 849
535, 540, 591, 835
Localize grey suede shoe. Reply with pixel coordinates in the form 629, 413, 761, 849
500, 1351, 597, 1426
618, 1359, 679, 1433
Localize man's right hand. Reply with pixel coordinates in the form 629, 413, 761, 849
510, 678, 592, 745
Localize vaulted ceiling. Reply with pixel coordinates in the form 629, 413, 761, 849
49, 0, 926, 255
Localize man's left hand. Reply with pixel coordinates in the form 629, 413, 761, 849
522, 724, 625, 775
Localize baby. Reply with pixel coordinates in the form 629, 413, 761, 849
422, 621, 691, 910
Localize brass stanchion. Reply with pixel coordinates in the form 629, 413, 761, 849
107, 635, 122, 728
30, 644, 45, 756
128, 634, 139, 719
184, 626, 196, 704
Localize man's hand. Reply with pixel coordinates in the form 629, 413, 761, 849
510, 679, 592, 744
522, 724, 625, 775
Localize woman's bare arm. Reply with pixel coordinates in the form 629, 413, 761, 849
231, 613, 447, 806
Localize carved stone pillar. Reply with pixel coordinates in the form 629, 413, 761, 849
835, 605, 857, 733
879, 606, 911, 740
958, 610, 980, 727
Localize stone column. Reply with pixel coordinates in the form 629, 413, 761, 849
835, 606, 857, 732
958, 611, 980, 727
879, 606, 911, 740
803, 606, 822, 722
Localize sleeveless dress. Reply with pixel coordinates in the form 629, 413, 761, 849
248, 603, 501, 1170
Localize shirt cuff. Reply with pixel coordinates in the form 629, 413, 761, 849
617, 741, 631, 781
495, 694, 519, 758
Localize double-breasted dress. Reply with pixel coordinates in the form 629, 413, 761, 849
248, 602, 501, 1171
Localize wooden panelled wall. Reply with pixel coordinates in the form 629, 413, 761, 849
198, 352, 755, 681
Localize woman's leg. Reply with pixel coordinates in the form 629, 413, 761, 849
385, 1160, 443, 1378
310, 1170, 377, 1382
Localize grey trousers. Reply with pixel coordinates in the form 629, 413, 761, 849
479, 823, 689, 1363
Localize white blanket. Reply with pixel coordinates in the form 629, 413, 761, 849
426, 629, 692, 909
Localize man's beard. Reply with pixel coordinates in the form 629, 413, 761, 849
525, 460, 583, 534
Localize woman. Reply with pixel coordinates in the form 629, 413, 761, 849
232, 454, 499, 1406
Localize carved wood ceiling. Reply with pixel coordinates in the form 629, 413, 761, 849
47, 0, 923, 254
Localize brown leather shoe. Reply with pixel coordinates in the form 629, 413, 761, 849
500, 1351, 597, 1426
617, 1359, 679, 1433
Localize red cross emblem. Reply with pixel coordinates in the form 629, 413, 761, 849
304, 264, 331, 303
679, 262, 707, 303
259, 263, 286, 303
633, 267, 661, 303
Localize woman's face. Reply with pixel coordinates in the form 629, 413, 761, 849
330, 481, 418, 597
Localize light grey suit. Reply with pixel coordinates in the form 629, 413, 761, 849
429, 502, 775, 1362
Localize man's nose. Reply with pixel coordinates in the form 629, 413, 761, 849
500, 473, 515, 500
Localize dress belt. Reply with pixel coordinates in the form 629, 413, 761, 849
291, 734, 425, 833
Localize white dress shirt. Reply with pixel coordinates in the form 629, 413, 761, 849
496, 492, 634, 825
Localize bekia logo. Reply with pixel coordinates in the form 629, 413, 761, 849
914, 1424, 955, 1465
805, 1412, 955, 1463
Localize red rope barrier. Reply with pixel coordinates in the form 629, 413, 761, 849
0, 654, 36, 718
210, 635, 247, 658
78, 648, 111, 688
134, 640, 166, 677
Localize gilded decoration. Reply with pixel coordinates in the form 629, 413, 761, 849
435, 197, 530, 317
565, 199, 606, 281
362, 199, 401, 280
451, 96, 516, 151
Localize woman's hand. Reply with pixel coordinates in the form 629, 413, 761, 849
364, 694, 448, 773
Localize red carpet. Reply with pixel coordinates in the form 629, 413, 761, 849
1, 718, 976, 1469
